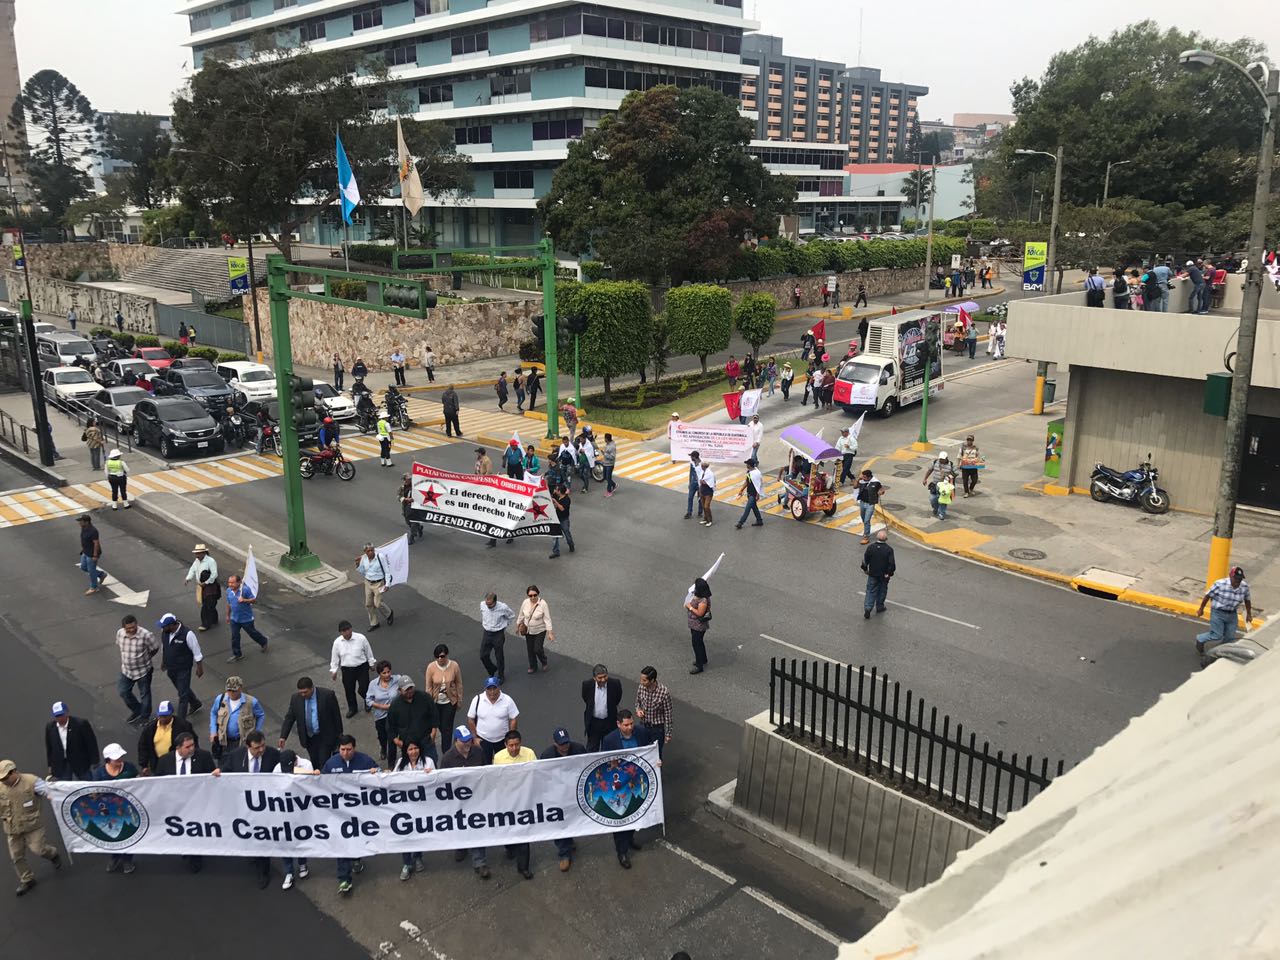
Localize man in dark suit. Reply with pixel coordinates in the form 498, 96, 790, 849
157, 732, 215, 872
600, 710, 658, 869
136, 700, 194, 775
214, 730, 279, 888
45, 700, 99, 780
278, 676, 343, 769
581, 664, 623, 751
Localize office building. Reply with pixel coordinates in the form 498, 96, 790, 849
181, 0, 757, 249
739, 33, 927, 166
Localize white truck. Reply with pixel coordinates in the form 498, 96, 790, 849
832, 310, 945, 418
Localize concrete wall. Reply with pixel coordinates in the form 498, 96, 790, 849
732, 712, 985, 897
105, 244, 162, 277
0, 268, 157, 334
248, 289, 540, 371
723, 266, 927, 309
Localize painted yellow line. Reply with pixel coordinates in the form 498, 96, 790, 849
0, 504, 31, 522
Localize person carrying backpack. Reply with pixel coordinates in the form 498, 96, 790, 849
1142, 269, 1163, 311
1112, 268, 1131, 310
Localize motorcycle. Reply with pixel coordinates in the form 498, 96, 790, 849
220, 409, 247, 449
355, 401, 378, 435
299, 445, 356, 481
257, 421, 283, 458
384, 388, 412, 430
1090, 453, 1170, 514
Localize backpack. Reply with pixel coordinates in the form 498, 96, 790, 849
1113, 275, 1129, 297
1143, 272, 1162, 299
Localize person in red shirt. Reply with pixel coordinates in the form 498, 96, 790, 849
724, 356, 741, 389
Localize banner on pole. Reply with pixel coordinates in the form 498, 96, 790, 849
409, 462, 560, 539
669, 422, 753, 463
1022, 241, 1047, 292
242, 545, 259, 598
227, 256, 249, 296
44, 747, 663, 858
739, 388, 762, 419
377, 533, 409, 589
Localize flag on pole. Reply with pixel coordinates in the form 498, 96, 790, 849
396, 120, 425, 217
242, 546, 259, 599
812, 319, 827, 345
336, 131, 361, 225
848, 411, 866, 445
683, 552, 725, 606
376, 533, 410, 591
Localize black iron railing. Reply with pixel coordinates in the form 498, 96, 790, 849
768, 657, 1066, 826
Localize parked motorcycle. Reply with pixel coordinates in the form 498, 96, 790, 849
1090, 453, 1170, 514
299, 445, 356, 481
258, 422, 283, 458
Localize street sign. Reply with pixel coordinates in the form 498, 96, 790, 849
228, 256, 249, 295
950, 254, 962, 269
12, 243, 25, 269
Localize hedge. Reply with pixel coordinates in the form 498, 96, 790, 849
330, 279, 368, 302
345, 244, 395, 267
161, 340, 189, 357
188, 346, 220, 361
110, 332, 135, 350
134, 334, 161, 348
216, 351, 248, 363
732, 236, 967, 280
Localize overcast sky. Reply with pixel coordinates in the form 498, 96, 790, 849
10, 0, 1279, 119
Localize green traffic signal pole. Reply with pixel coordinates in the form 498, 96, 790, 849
538, 237, 561, 440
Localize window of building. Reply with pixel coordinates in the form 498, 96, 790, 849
230, 2, 251, 22
299, 16, 326, 41
531, 12, 581, 42
189, 10, 211, 31
451, 31, 489, 55
352, 3, 382, 31
419, 82, 453, 105
274, 0, 296, 9
455, 125, 492, 145
414, 0, 449, 14
494, 170, 535, 190
532, 118, 584, 140
385, 43, 417, 67
490, 72, 532, 96
712, 0, 742, 6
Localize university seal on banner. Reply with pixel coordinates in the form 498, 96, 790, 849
577, 754, 658, 827
61, 786, 149, 850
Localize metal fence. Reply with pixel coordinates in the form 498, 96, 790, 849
155, 304, 250, 355
0, 408, 34, 454
768, 658, 1066, 827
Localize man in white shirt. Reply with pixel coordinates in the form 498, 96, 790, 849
748, 414, 764, 459
835, 426, 858, 487
355, 543, 394, 630
330, 620, 377, 720
184, 544, 218, 632
735, 458, 765, 529
479, 593, 516, 683
698, 463, 717, 527
466, 677, 520, 763
390, 349, 407, 386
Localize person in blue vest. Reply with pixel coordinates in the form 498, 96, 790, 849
599, 710, 659, 869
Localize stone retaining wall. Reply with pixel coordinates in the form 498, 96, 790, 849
0, 268, 157, 334
723, 266, 926, 309
106, 244, 162, 276
248, 289, 539, 371
24, 242, 113, 281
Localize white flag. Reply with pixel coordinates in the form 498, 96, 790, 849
683, 552, 725, 606
396, 120, 425, 217
739, 388, 762, 418
512, 428, 522, 449
242, 546, 259, 598
848, 412, 866, 445
377, 533, 410, 591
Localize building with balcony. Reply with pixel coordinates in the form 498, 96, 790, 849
745, 139, 905, 233
739, 33, 927, 166
181, 0, 758, 249
1007, 279, 1280, 511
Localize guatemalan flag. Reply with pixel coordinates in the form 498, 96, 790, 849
336, 131, 361, 225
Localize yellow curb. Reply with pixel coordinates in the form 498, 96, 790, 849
1043, 483, 1071, 496
909, 440, 933, 452
402, 378, 495, 393
921, 527, 994, 551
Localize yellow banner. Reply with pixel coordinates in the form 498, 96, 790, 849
1023, 242, 1047, 270
227, 256, 248, 280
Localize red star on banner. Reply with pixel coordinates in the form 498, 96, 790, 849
419, 485, 441, 507
527, 501, 549, 519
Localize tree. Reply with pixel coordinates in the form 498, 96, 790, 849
666, 285, 732, 373
171, 46, 470, 260
893, 116, 922, 164
900, 168, 933, 214
140, 199, 213, 246
733, 293, 776, 360
99, 113, 173, 209
572, 281, 652, 400
917, 129, 954, 161
62, 177, 127, 238
539, 85, 795, 286
7, 69, 96, 223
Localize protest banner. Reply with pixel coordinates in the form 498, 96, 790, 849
669, 422, 753, 464
739, 388, 762, 418
723, 391, 742, 421
376, 533, 409, 589
45, 747, 663, 858
409, 463, 560, 539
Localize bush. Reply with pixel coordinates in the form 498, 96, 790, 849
345, 244, 394, 267
89, 326, 113, 337
330, 279, 368, 302
733, 293, 777, 359
666, 285, 732, 373
111, 332, 135, 351
574, 280, 652, 396
134, 334, 160, 348
732, 236, 968, 279
216, 351, 248, 363
161, 340, 189, 357
188, 346, 220, 361
580, 261, 610, 282
586, 369, 724, 410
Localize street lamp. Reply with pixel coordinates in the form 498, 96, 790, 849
171, 147, 264, 362
1102, 159, 1132, 205
1179, 49, 1279, 587
1015, 146, 1064, 413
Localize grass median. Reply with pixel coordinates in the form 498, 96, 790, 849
581, 372, 731, 433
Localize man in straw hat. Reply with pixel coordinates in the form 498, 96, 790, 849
184, 543, 219, 631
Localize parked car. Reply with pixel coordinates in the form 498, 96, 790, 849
84, 386, 150, 431
152, 366, 235, 415
131, 397, 224, 458
242, 398, 319, 445
89, 335, 124, 360
170, 357, 214, 371
36, 332, 98, 371
41, 365, 100, 406
98, 358, 155, 390
217, 360, 278, 404
132, 346, 174, 370
312, 381, 356, 421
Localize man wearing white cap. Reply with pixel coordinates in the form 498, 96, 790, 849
90, 744, 139, 874
184, 544, 219, 632
922, 451, 956, 520
0, 758, 61, 895
44, 701, 98, 780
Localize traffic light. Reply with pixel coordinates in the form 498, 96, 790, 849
565, 307, 589, 336
289, 375, 319, 431
530, 313, 547, 349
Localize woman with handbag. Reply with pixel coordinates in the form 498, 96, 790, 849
517, 585, 554, 675
685, 578, 712, 675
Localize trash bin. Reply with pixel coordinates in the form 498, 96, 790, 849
1044, 379, 1057, 403
451, 272, 463, 291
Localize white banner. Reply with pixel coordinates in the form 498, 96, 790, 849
739, 388, 762, 419
45, 747, 663, 858
377, 533, 409, 590
242, 546, 259, 598
848, 411, 866, 444
669, 422, 753, 464
409, 462, 560, 539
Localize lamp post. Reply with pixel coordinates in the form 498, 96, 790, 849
1102, 159, 1131, 205
920, 155, 937, 300
1016, 146, 1064, 413
1179, 49, 1279, 588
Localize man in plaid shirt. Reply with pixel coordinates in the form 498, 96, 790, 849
1196, 566, 1253, 654
116, 615, 161, 725
635, 666, 673, 758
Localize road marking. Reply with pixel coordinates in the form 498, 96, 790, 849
759, 634, 851, 667
657, 839, 736, 884
741, 886, 843, 947
886, 600, 980, 629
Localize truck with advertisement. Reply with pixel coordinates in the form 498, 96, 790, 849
832, 310, 944, 418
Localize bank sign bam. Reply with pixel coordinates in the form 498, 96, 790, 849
1022, 242, 1047, 292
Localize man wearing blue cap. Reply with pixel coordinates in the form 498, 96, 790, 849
539, 727, 586, 872
157, 613, 204, 719
44, 702, 98, 780
440, 725, 490, 878
467, 676, 520, 764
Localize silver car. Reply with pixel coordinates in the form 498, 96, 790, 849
84, 385, 150, 430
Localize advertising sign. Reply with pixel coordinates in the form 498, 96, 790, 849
1022, 241, 1047, 291
897, 315, 942, 393
227, 256, 249, 295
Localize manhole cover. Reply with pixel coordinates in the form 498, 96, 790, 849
974, 515, 1013, 526
1009, 548, 1047, 561
892, 471, 916, 479
1137, 516, 1170, 526
882, 502, 907, 511
896, 463, 922, 472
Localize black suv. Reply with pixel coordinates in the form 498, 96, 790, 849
152, 366, 235, 415
132, 397, 224, 458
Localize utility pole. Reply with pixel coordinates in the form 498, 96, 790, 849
1102, 159, 1131, 206
539, 237, 561, 440
10, 243, 55, 465
921, 156, 937, 301
1016, 145, 1063, 413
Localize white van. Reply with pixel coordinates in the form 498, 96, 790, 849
217, 360, 278, 403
